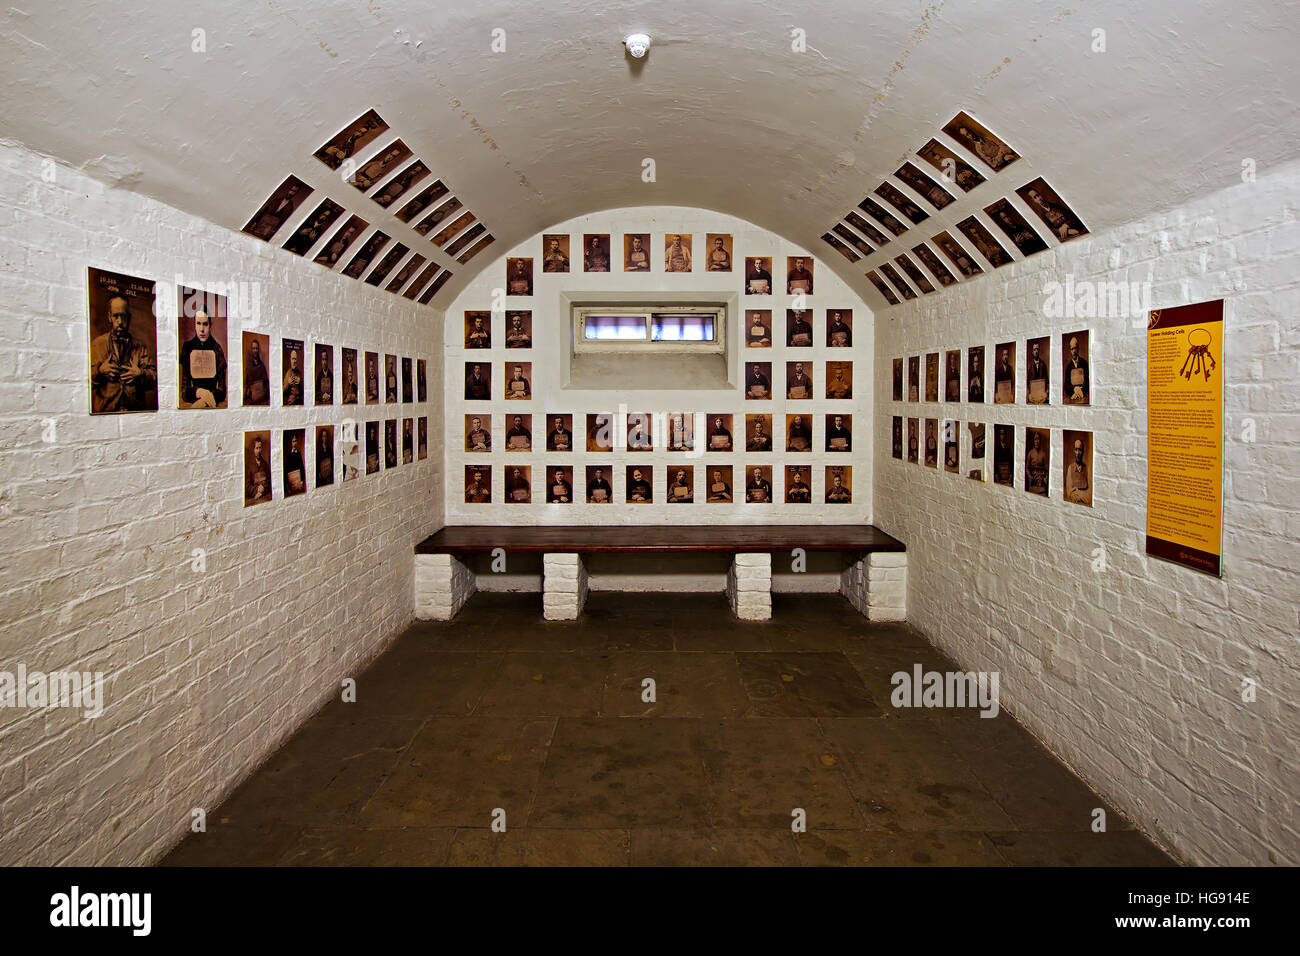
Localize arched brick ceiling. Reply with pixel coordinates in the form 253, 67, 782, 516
3, 0, 1296, 307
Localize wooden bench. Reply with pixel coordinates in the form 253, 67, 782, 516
414, 525, 906, 622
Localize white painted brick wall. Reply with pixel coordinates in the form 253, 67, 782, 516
0, 140, 445, 865
873, 160, 1300, 866
414, 553, 476, 620
840, 551, 908, 622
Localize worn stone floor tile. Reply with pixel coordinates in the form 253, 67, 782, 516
349, 651, 505, 717
474, 651, 612, 717
276, 827, 456, 866
446, 828, 631, 866
795, 829, 1012, 866
601, 652, 751, 717
161, 823, 305, 867
987, 831, 1175, 866
736, 652, 882, 717
630, 827, 801, 866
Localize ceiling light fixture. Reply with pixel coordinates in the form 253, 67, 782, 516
624, 33, 651, 58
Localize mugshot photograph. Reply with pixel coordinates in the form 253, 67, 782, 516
745, 310, 772, 348
401, 356, 413, 403
505, 414, 532, 452
994, 342, 1016, 404
284, 428, 307, 496
626, 412, 653, 451
907, 417, 919, 464
746, 414, 773, 452
924, 352, 939, 402
945, 350, 961, 402
785, 465, 812, 503
908, 355, 920, 402
314, 343, 334, 406
944, 420, 960, 473
316, 425, 335, 487
242, 332, 271, 407
707, 414, 734, 452
542, 234, 570, 273
464, 414, 491, 452
624, 233, 651, 271
506, 257, 533, 294
366, 421, 380, 474
365, 351, 380, 404
745, 256, 772, 295
242, 175, 310, 240
892, 416, 903, 459
987, 198, 1048, 257
1063, 330, 1090, 406
504, 363, 531, 400
547, 466, 574, 504
1017, 177, 1088, 242
825, 362, 852, 400
956, 215, 1012, 268
464, 362, 491, 401
585, 465, 612, 504
825, 466, 852, 504
384, 354, 398, 403
586, 414, 613, 452
341, 348, 359, 404
825, 309, 852, 348
583, 235, 610, 272
1026, 336, 1050, 405
786, 309, 813, 347
418, 417, 428, 460
505, 311, 532, 349
1063, 429, 1093, 507
666, 413, 694, 452
993, 424, 1014, 486
545, 414, 573, 452
892, 358, 904, 401
745, 362, 771, 399
786, 256, 813, 295
745, 465, 773, 503
923, 419, 938, 468
402, 418, 414, 464
416, 359, 428, 403
825, 414, 852, 452
465, 466, 491, 503
668, 466, 694, 503
314, 215, 367, 268
705, 234, 732, 272
626, 466, 653, 503
243, 430, 273, 506
1025, 426, 1050, 495
315, 111, 387, 169
384, 419, 398, 469
465, 311, 491, 349
706, 466, 733, 503
282, 338, 305, 407
785, 361, 813, 399
664, 234, 692, 272
943, 112, 1020, 172
968, 346, 986, 403
786, 414, 812, 452
176, 286, 227, 410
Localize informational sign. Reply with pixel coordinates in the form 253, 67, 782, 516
1145, 299, 1224, 576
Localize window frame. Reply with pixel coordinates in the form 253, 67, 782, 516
572, 304, 727, 355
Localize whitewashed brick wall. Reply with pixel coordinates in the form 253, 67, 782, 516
0, 140, 445, 864
873, 160, 1300, 866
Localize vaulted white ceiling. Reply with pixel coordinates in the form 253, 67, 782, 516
3, 0, 1296, 305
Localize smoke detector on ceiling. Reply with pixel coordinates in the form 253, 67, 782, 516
624, 33, 651, 58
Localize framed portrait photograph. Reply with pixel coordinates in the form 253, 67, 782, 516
243, 430, 273, 506
585, 465, 613, 504
402, 356, 413, 403
867, 271, 901, 306
1017, 178, 1088, 243
434, 215, 477, 251
506, 257, 533, 295
826, 361, 852, 400
505, 311, 532, 349
503, 362, 531, 400
786, 309, 814, 347
956, 216, 1012, 269
745, 362, 772, 400
664, 234, 692, 272
744, 465, 774, 503
373, 161, 429, 210
826, 309, 853, 348
365, 350, 380, 404
892, 416, 903, 459
282, 338, 305, 407
504, 413, 532, 452
967, 346, 985, 403
465, 465, 491, 503
384, 419, 398, 470
924, 352, 940, 402
667, 466, 694, 503
242, 175, 312, 241
785, 465, 812, 503
542, 234, 570, 273
825, 414, 852, 452
1025, 426, 1050, 496
341, 230, 390, 279
985, 198, 1048, 257
1026, 335, 1050, 405
366, 421, 380, 475
583, 235, 611, 273
464, 362, 491, 401
283, 199, 344, 257
624, 233, 651, 272
465, 413, 492, 452
316, 425, 335, 488
340, 347, 359, 404
786, 256, 813, 295
786, 360, 813, 400
314, 343, 334, 406
386, 253, 427, 294
705, 466, 733, 503
932, 230, 983, 278
744, 256, 773, 295
88, 267, 158, 415
943, 419, 960, 473
383, 353, 398, 402
825, 466, 852, 504
176, 285, 227, 410
464, 311, 491, 350
968, 422, 986, 481
745, 414, 774, 451
908, 355, 920, 402
923, 419, 938, 468
241, 331, 271, 407
892, 358, 904, 401
418, 417, 428, 460
314, 109, 388, 170
944, 350, 961, 402
706, 414, 734, 452
705, 234, 733, 272
586, 413, 614, 452
916, 138, 986, 192
1063, 429, 1094, 507
993, 424, 1015, 487
545, 414, 574, 452
626, 466, 654, 503
745, 310, 772, 348
402, 417, 414, 464
547, 466, 575, 504
994, 341, 1016, 404
907, 418, 919, 464
666, 413, 694, 452
626, 412, 653, 451
942, 111, 1020, 171
284, 428, 307, 497
1062, 330, 1090, 406
786, 414, 812, 453
417, 358, 427, 403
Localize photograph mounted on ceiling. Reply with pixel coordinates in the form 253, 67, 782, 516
942, 112, 1021, 171
822, 231, 861, 262
283, 199, 344, 256
414, 197, 463, 236
916, 139, 987, 192
432, 212, 476, 247
419, 269, 454, 303
364, 243, 410, 287
866, 271, 900, 305
457, 234, 495, 264
241, 175, 311, 241
895, 162, 956, 209
985, 198, 1048, 257
894, 254, 935, 294
931, 231, 983, 278
876, 182, 929, 226
877, 262, 916, 300
955, 216, 1012, 268
404, 262, 442, 301
830, 224, 870, 258
911, 243, 958, 287
313, 215, 368, 269
857, 196, 908, 237
348, 140, 412, 192
446, 223, 487, 257
385, 253, 426, 294
846, 211, 890, 247
373, 160, 430, 209
342, 231, 390, 279
1017, 177, 1089, 242
314, 109, 389, 170
396, 180, 450, 223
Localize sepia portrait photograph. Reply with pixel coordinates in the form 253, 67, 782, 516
876, 183, 928, 226
586, 413, 614, 452
705, 466, 733, 502
1062, 330, 1090, 406
893, 358, 903, 401
342, 230, 391, 279
1025, 426, 1050, 496
745, 465, 773, 503
892, 416, 903, 459
1063, 429, 1093, 507
364, 242, 411, 288
847, 211, 889, 247
867, 271, 901, 306
894, 254, 935, 294
242, 331, 271, 407
664, 234, 692, 272
826, 466, 852, 503
826, 361, 852, 399
786, 413, 812, 452
896, 161, 956, 209
413, 197, 461, 237
956, 216, 1012, 268
314, 109, 388, 170
786, 256, 814, 294
464, 465, 491, 503
994, 341, 1016, 404
465, 413, 491, 452
908, 355, 920, 402
626, 466, 654, 503
418, 416, 428, 461
465, 311, 491, 349
932, 230, 983, 278
1026, 335, 1051, 405
786, 309, 814, 347
242, 175, 311, 241
705, 234, 733, 272
316, 425, 335, 488
464, 361, 491, 401
968, 346, 985, 403
826, 414, 852, 452
925, 352, 940, 402
504, 362, 531, 400
745, 310, 772, 348
912, 243, 957, 287
626, 411, 654, 451
314, 343, 334, 406
88, 267, 158, 415
382, 419, 396, 469
284, 428, 307, 497
348, 140, 411, 192
746, 414, 774, 452
786, 361, 813, 399
993, 424, 1015, 487
243, 430, 273, 506
365, 350, 380, 404
666, 412, 694, 452
785, 465, 812, 503
282, 338, 305, 407
341, 347, 359, 404
585, 465, 612, 504
545, 413, 574, 452
831, 224, 872, 259
547, 466, 574, 504
923, 418, 938, 468
945, 349, 961, 402
396, 180, 448, 224
366, 421, 380, 475
968, 422, 986, 481
504, 413, 532, 452
283, 199, 344, 257
542, 234, 570, 273
986, 198, 1048, 257
177, 285, 227, 410
583, 234, 611, 272
944, 419, 960, 473
403, 417, 414, 464
624, 233, 651, 272
826, 309, 852, 347
384, 353, 398, 402
943, 111, 1020, 171
402, 356, 413, 403
373, 160, 430, 210
744, 256, 773, 295
1017, 177, 1089, 243
745, 362, 772, 400
506, 257, 533, 295
707, 414, 734, 452
417, 358, 427, 403
505, 311, 532, 349
907, 417, 919, 464
667, 466, 694, 503
431, 211, 475, 247
916, 138, 986, 192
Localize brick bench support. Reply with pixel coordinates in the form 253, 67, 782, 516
543, 552, 589, 621
414, 552, 477, 621
727, 552, 772, 621
840, 550, 907, 622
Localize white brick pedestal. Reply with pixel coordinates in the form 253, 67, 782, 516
543, 553, 588, 621
727, 552, 772, 621
840, 551, 907, 622
414, 553, 477, 621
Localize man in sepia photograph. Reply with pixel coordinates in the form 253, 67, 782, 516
465, 467, 491, 503
317, 426, 335, 486
1064, 333, 1090, 405
178, 306, 226, 409
669, 468, 693, 502
746, 466, 772, 503
403, 418, 414, 464
547, 415, 573, 451
339, 351, 358, 404
994, 425, 1014, 485
786, 467, 811, 503
627, 467, 652, 503
366, 352, 380, 404
282, 342, 304, 406
827, 310, 852, 347
908, 356, 920, 402
707, 468, 732, 502
787, 414, 810, 452
625, 234, 650, 272
706, 235, 731, 271
465, 414, 492, 451
968, 348, 985, 402
892, 417, 903, 458
547, 467, 573, 503
418, 417, 428, 460
242, 334, 269, 406
1065, 434, 1092, 506
747, 416, 772, 451
466, 312, 491, 349
366, 421, 380, 474
1027, 338, 1049, 404
667, 413, 693, 451
908, 419, 919, 462
924, 353, 939, 402
284, 430, 307, 495
587, 414, 613, 452
746, 311, 771, 348
386, 355, 399, 403
91, 292, 158, 413
826, 364, 852, 400
543, 235, 570, 272
584, 236, 609, 272
745, 257, 772, 294
783, 361, 809, 400
665, 234, 691, 272
826, 468, 851, 503
787, 310, 813, 347
316, 346, 333, 405
786, 256, 813, 295
826, 414, 851, 452
586, 466, 612, 503
385, 420, 398, 469
1026, 428, 1049, 495
708, 415, 733, 451
505, 312, 531, 348
505, 364, 530, 399
746, 362, 770, 399
924, 419, 938, 468
508, 258, 533, 294
244, 432, 272, 505
945, 351, 961, 402
995, 344, 1015, 403
506, 414, 532, 451
465, 362, 490, 400
627, 413, 653, 451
